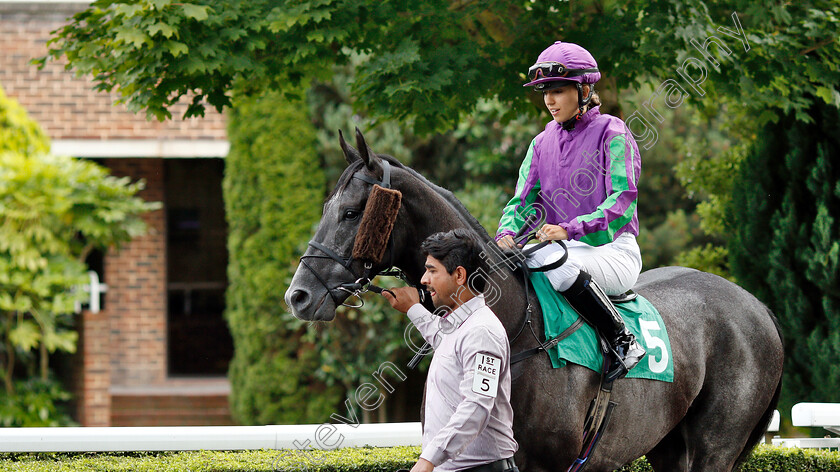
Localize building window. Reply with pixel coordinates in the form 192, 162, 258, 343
165, 159, 233, 376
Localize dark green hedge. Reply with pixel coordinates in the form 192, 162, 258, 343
1, 445, 839, 471
618, 445, 840, 471
728, 101, 840, 413
224, 89, 341, 425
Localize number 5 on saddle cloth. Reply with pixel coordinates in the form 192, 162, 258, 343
531, 271, 674, 382
508, 216, 674, 383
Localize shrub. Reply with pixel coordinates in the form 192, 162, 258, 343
0, 85, 157, 426
224, 89, 341, 424
1, 445, 839, 471
728, 101, 840, 412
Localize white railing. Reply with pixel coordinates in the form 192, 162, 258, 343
1, 404, 837, 453
772, 403, 840, 449
0, 422, 422, 453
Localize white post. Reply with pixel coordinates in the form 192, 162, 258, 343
75, 270, 108, 314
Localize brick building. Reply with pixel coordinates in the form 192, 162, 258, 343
1, 0, 235, 426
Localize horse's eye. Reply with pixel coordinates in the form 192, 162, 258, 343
343, 209, 361, 221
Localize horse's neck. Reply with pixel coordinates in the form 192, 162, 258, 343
398, 175, 537, 339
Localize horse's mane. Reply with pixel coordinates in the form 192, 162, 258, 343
329, 154, 493, 244
400, 164, 494, 244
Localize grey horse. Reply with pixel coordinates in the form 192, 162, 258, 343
285, 130, 784, 471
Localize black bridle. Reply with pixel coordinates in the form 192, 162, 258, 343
299, 160, 405, 308
301, 163, 575, 366
303, 168, 614, 470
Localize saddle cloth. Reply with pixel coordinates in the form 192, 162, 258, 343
530, 272, 674, 382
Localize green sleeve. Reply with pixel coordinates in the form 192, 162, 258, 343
497, 140, 541, 239
574, 133, 638, 246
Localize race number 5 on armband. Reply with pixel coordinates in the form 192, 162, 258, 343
472, 353, 501, 397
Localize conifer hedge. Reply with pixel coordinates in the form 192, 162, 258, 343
728, 101, 840, 412
224, 90, 341, 424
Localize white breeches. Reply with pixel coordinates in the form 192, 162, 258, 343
525, 233, 642, 295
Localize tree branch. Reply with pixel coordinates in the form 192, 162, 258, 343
799, 38, 836, 56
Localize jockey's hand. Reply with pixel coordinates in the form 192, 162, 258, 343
496, 235, 523, 249
537, 224, 569, 242
382, 286, 420, 314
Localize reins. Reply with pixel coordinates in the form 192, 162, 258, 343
489, 213, 576, 366
303, 161, 615, 471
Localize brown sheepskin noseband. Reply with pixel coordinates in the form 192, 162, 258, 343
352, 184, 402, 264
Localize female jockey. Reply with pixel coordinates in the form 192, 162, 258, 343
496, 41, 645, 381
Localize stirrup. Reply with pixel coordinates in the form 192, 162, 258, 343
605, 359, 629, 383
605, 337, 645, 381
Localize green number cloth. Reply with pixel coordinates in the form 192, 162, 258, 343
531, 272, 674, 382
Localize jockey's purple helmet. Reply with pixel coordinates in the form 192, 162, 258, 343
523, 41, 601, 90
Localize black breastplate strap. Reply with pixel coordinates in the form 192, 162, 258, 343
509, 318, 583, 365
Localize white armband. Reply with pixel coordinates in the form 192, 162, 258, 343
472, 353, 501, 397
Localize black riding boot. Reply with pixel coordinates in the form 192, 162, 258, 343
562, 271, 646, 381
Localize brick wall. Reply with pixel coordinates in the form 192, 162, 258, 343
75, 310, 111, 427
103, 158, 168, 387
0, 2, 227, 141
2, 2, 234, 426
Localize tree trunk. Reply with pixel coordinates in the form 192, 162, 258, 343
40, 341, 48, 381
377, 398, 387, 423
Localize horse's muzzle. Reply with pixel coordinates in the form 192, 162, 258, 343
284, 286, 336, 321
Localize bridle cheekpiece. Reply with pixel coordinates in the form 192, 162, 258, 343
300, 160, 405, 308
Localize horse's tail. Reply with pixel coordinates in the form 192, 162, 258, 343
733, 305, 784, 468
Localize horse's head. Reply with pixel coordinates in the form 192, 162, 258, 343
285, 129, 412, 321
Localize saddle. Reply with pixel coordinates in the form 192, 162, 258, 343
608, 290, 637, 304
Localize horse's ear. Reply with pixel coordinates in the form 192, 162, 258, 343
355, 127, 381, 171
339, 129, 360, 165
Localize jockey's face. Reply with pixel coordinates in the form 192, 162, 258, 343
543, 84, 585, 123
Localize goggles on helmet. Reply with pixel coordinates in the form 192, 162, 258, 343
527, 62, 599, 82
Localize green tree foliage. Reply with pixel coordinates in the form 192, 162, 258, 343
622, 84, 710, 269
43, 0, 840, 421
43, 0, 729, 133
729, 100, 840, 412
672, 0, 840, 230
224, 89, 342, 425
673, 130, 751, 278
0, 87, 50, 156
0, 86, 158, 425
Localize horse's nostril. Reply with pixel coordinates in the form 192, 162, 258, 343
290, 289, 311, 310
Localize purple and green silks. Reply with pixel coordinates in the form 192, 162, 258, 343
497, 106, 641, 246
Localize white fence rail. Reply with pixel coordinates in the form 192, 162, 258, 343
0, 422, 422, 453
1, 404, 837, 453
772, 402, 840, 449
